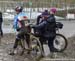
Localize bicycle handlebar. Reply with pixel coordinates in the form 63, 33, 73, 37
56, 22, 63, 29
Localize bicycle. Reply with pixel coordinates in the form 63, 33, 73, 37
29, 22, 68, 53
8, 22, 68, 61
21, 22, 68, 59
26, 22, 68, 61
8, 25, 43, 61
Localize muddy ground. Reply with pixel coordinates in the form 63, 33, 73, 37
1, 33, 75, 61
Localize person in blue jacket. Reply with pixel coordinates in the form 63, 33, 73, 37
9, 6, 30, 55
32, 8, 57, 57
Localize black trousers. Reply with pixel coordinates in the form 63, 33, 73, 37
13, 31, 30, 49
39, 37, 47, 53
39, 36, 57, 53
48, 37, 57, 52
0, 22, 3, 37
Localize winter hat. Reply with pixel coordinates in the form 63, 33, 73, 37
42, 10, 49, 16
50, 7, 57, 14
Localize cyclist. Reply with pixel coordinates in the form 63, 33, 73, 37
32, 8, 57, 57
9, 6, 30, 55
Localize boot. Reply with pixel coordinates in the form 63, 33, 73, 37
9, 38, 19, 55
9, 48, 17, 55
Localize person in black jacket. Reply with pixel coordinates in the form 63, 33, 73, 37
0, 11, 3, 37
36, 10, 50, 53
32, 8, 57, 57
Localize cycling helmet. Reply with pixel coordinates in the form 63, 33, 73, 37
15, 6, 23, 12
50, 7, 57, 14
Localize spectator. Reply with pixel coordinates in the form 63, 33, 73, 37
0, 11, 3, 37
32, 8, 57, 57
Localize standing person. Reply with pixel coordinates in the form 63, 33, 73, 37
35, 9, 50, 53
32, 8, 57, 57
9, 6, 30, 55
0, 11, 3, 37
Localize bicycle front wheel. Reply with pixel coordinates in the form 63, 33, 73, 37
53, 33, 68, 52
30, 37, 43, 61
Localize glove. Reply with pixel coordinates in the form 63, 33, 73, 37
17, 28, 21, 31
30, 25, 35, 28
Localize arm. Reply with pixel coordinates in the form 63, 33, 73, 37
18, 15, 29, 26
36, 15, 42, 25
18, 16, 28, 21
33, 21, 46, 29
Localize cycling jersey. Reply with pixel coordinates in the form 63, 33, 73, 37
13, 12, 27, 31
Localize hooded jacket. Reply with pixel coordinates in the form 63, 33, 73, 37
34, 14, 56, 38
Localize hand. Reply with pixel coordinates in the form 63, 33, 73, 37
25, 23, 30, 26
30, 25, 35, 28
17, 28, 20, 31
25, 23, 33, 26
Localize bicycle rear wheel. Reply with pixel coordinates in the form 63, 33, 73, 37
53, 33, 68, 52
